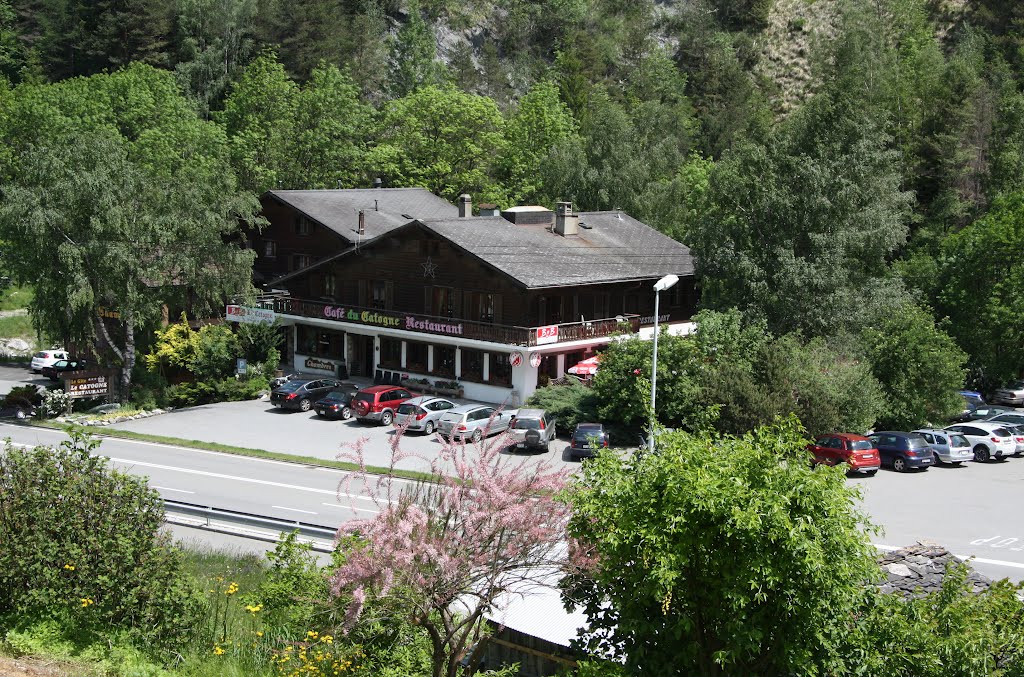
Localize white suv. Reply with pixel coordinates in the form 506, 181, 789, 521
945, 421, 1017, 462
30, 349, 68, 373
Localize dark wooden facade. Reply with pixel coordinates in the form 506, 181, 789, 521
251, 196, 348, 283
280, 224, 698, 331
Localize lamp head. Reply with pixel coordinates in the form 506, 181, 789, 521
653, 274, 679, 292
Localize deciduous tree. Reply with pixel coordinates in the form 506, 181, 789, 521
331, 430, 571, 677
564, 418, 880, 675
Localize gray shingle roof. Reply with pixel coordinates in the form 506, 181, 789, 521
419, 211, 695, 288
265, 188, 458, 243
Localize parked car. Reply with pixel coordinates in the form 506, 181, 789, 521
959, 390, 986, 409
352, 385, 413, 425
506, 408, 557, 452
986, 412, 1024, 426
912, 428, 973, 466
944, 421, 1017, 462
394, 396, 456, 434
807, 433, 880, 475
951, 405, 1015, 423
992, 380, 1024, 407
868, 432, 935, 472
30, 349, 69, 373
41, 358, 89, 381
569, 423, 609, 461
1002, 423, 1024, 456
437, 404, 515, 442
313, 388, 360, 420
270, 378, 347, 412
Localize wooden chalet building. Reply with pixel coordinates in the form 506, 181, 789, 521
254, 189, 697, 405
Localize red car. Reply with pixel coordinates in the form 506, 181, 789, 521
352, 385, 414, 426
808, 433, 880, 476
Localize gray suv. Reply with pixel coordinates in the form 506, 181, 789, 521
506, 408, 557, 452
437, 404, 515, 442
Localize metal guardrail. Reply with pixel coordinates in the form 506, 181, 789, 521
163, 499, 338, 552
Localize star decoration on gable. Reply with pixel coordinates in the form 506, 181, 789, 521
422, 257, 438, 279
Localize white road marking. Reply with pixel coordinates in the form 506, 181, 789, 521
272, 505, 317, 515
104, 456, 339, 496
322, 502, 380, 515
876, 544, 1024, 570
152, 486, 195, 494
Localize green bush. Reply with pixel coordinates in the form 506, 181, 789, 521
38, 389, 70, 418
4, 384, 42, 409
0, 433, 205, 656
167, 376, 268, 408
525, 377, 600, 432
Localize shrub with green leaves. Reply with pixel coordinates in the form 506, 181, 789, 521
0, 433, 204, 655
524, 377, 600, 432
39, 388, 70, 418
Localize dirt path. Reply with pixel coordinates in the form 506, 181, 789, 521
0, 656, 80, 677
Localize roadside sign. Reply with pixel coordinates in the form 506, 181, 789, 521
64, 374, 110, 399
235, 358, 248, 376
509, 351, 524, 368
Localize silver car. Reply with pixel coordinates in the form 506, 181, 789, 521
1003, 423, 1024, 456
913, 428, 973, 465
993, 380, 1024, 406
437, 404, 515, 442
393, 396, 456, 435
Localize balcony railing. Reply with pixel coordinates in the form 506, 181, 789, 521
270, 297, 640, 347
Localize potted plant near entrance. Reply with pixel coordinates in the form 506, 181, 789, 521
432, 380, 464, 398
400, 377, 431, 393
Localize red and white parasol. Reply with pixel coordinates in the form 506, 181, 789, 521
567, 355, 601, 376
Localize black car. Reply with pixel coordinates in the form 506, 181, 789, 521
314, 389, 358, 420
867, 431, 934, 473
270, 378, 346, 412
951, 405, 1014, 423
569, 423, 609, 461
41, 358, 89, 380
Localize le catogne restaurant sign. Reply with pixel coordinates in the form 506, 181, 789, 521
321, 306, 465, 337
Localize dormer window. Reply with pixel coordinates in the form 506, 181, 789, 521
295, 216, 312, 236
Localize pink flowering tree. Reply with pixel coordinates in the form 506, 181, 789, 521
331, 422, 572, 677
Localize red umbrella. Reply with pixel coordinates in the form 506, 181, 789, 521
568, 355, 601, 376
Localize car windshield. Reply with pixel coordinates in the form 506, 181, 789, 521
573, 431, 600, 441
321, 391, 350, 403
950, 435, 969, 447
397, 403, 418, 415
33, 352, 48, 358
512, 419, 541, 430
848, 440, 873, 451
1008, 380, 1024, 389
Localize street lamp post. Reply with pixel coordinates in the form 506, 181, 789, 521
649, 274, 679, 453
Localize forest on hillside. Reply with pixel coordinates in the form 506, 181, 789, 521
1, 0, 1023, 394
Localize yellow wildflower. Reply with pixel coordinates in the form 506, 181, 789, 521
225, 581, 239, 595
63, 563, 75, 571
256, 630, 264, 637
245, 603, 263, 613
80, 597, 94, 608
306, 630, 318, 639
213, 646, 225, 656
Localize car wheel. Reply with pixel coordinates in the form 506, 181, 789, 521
340, 407, 353, 420
933, 452, 942, 466
893, 457, 908, 473
471, 428, 483, 443
298, 398, 312, 412
380, 410, 394, 426
974, 446, 991, 463
423, 420, 435, 435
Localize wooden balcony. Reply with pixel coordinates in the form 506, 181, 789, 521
269, 297, 640, 347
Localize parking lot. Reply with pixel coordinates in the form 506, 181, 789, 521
3, 362, 1024, 580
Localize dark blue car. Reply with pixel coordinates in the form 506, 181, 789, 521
867, 432, 934, 473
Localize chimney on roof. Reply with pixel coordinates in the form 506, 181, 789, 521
358, 209, 366, 236
458, 194, 472, 218
373, 177, 382, 189
554, 201, 579, 236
